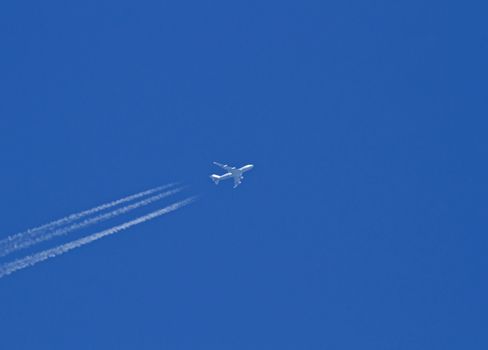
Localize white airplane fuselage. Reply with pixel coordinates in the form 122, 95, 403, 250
210, 163, 254, 188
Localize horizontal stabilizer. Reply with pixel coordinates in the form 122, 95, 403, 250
210, 174, 220, 185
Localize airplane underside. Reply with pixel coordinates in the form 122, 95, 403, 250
210, 162, 254, 188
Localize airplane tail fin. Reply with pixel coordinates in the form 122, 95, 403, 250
210, 174, 220, 185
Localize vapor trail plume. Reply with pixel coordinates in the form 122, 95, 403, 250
0, 197, 196, 279
0, 183, 175, 254
0, 187, 183, 258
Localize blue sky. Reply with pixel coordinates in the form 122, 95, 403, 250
0, 0, 487, 349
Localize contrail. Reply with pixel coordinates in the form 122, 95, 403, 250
0, 183, 176, 254
0, 187, 183, 258
0, 197, 196, 279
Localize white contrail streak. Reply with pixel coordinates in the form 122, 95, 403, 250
0, 197, 196, 279
0, 183, 175, 254
0, 187, 183, 257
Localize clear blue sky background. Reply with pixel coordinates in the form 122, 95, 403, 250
0, 1, 487, 349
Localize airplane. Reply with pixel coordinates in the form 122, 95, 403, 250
210, 162, 254, 188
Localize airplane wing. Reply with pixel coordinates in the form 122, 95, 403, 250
233, 176, 242, 188
213, 161, 235, 172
